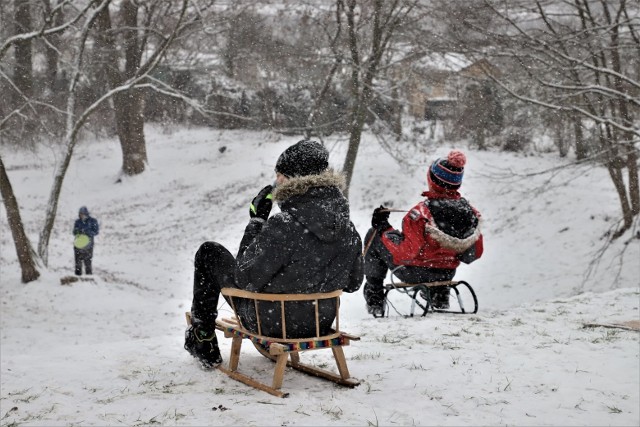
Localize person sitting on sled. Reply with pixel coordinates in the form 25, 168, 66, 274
185, 139, 364, 369
363, 149, 484, 317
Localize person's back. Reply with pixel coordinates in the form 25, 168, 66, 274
235, 170, 362, 338
363, 150, 483, 315
382, 189, 482, 270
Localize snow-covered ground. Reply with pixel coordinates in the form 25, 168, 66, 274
1, 126, 638, 426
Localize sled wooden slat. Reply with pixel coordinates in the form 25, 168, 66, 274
220, 288, 343, 301
200, 287, 359, 397
386, 280, 459, 289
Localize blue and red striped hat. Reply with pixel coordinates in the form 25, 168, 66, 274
428, 150, 466, 191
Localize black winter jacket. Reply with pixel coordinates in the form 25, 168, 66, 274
233, 171, 363, 338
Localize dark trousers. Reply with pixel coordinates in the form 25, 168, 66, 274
190, 242, 237, 331
74, 247, 93, 275
190, 241, 337, 338
363, 228, 455, 303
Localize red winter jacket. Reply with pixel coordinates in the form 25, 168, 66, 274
381, 190, 483, 270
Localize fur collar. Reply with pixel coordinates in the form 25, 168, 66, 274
425, 218, 482, 252
272, 170, 346, 202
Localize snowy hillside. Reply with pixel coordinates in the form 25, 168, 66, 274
1, 126, 638, 426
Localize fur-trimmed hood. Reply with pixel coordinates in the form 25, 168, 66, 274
272, 170, 346, 202
272, 170, 351, 242
425, 218, 482, 253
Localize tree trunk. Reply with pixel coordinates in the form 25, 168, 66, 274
343, 69, 376, 198
607, 161, 633, 239
555, 123, 568, 158
38, 139, 74, 266
43, 0, 64, 93
572, 114, 587, 160
391, 86, 402, 140
342, 0, 392, 197
14, 0, 33, 99
101, 0, 147, 176
625, 146, 640, 217
114, 89, 147, 175
342, 103, 367, 198
474, 129, 486, 150
0, 156, 40, 283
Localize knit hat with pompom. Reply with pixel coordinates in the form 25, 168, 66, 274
428, 150, 466, 191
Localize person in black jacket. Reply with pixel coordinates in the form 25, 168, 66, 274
185, 140, 364, 369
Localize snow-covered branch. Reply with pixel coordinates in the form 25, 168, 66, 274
0, 0, 100, 59
485, 71, 640, 139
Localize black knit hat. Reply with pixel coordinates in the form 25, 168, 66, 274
275, 140, 329, 177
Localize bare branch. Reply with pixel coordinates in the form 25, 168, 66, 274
0, 0, 99, 59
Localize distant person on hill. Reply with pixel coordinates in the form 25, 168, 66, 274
73, 206, 99, 276
363, 150, 484, 316
184, 140, 364, 369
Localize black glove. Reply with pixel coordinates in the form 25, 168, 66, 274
249, 185, 274, 220
371, 205, 391, 231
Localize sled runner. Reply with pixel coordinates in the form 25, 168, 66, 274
583, 320, 640, 332
376, 280, 478, 318
192, 288, 360, 398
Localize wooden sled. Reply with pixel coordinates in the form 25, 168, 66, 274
60, 275, 95, 286
188, 288, 360, 398
378, 280, 478, 318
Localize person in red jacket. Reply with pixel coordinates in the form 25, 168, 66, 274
363, 149, 484, 316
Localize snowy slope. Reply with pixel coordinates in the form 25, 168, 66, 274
1, 126, 638, 426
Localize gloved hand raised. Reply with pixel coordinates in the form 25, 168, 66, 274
371, 205, 391, 231
249, 185, 274, 220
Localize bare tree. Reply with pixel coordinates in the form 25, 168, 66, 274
1, 1, 97, 143
340, 0, 419, 197
92, 0, 196, 176
492, 0, 638, 238
438, 0, 639, 238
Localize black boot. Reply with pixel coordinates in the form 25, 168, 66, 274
429, 287, 450, 310
363, 278, 386, 318
184, 325, 222, 369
